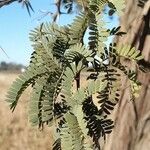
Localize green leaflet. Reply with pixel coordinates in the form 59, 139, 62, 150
68, 13, 88, 45
89, 0, 108, 14
88, 67, 121, 116
60, 123, 73, 150
115, 44, 144, 61
130, 80, 141, 99
73, 105, 94, 150
28, 81, 45, 126
61, 113, 93, 150
128, 70, 142, 100
61, 66, 75, 111
64, 43, 94, 63
96, 15, 109, 56
52, 138, 61, 150
65, 113, 85, 150
6, 67, 49, 111
87, 78, 107, 96
108, 0, 126, 15
28, 73, 59, 127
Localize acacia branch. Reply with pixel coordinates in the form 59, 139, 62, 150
0, 0, 34, 16
0, 0, 18, 8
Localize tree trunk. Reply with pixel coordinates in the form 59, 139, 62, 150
103, 0, 150, 150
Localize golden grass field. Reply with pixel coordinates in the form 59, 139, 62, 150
0, 72, 53, 150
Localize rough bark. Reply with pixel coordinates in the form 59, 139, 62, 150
103, 0, 150, 150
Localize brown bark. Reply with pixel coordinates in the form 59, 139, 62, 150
103, 0, 150, 150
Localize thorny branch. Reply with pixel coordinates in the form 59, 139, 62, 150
0, 0, 17, 8
0, 0, 34, 16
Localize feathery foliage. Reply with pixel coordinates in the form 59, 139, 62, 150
6, 0, 145, 149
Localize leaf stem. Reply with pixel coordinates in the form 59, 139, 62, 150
75, 71, 80, 90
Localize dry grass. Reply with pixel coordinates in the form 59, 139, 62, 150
0, 72, 53, 150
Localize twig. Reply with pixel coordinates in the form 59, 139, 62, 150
0, 46, 9, 58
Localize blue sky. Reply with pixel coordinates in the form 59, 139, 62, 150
0, 0, 119, 66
